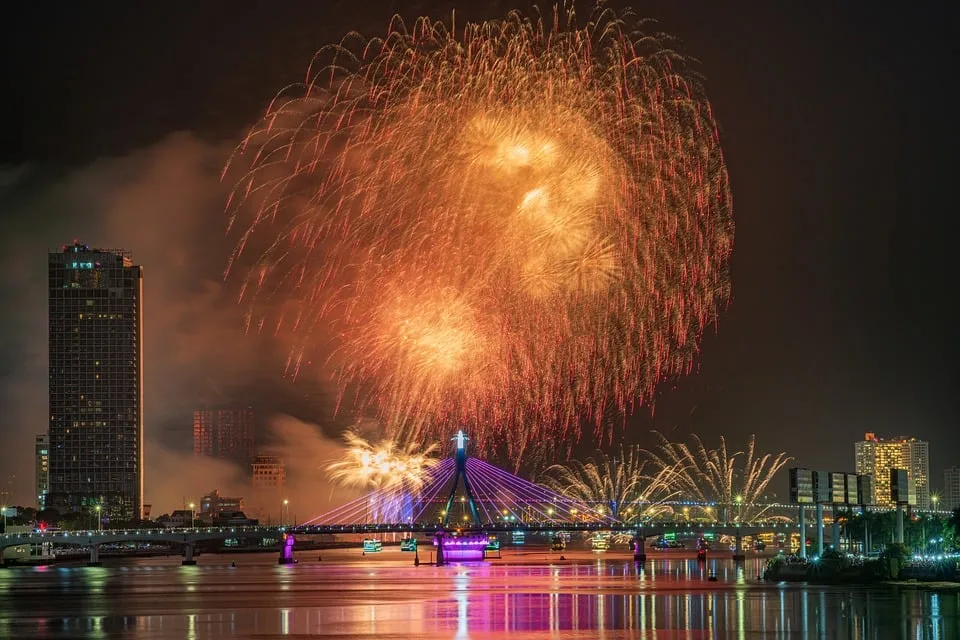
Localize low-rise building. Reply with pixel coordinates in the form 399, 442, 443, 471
199, 490, 244, 524
158, 510, 195, 529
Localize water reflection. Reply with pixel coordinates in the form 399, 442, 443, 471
0, 555, 956, 639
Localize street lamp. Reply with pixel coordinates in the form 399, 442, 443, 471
95, 505, 102, 532
189, 503, 195, 528
735, 495, 744, 522
932, 494, 940, 511
282, 499, 289, 526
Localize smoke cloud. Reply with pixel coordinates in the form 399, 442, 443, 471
147, 414, 356, 521
0, 133, 352, 514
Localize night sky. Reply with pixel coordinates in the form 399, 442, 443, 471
1, 1, 956, 505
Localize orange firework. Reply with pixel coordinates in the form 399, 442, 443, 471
225, 3, 733, 459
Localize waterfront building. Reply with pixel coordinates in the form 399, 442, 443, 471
854, 432, 929, 509
47, 242, 143, 519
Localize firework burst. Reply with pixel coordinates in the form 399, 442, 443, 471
646, 432, 792, 522
542, 445, 682, 521
226, 3, 733, 455
327, 430, 439, 491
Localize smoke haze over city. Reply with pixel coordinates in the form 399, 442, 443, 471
0, 135, 353, 512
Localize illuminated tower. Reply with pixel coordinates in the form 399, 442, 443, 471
47, 242, 144, 520
442, 430, 481, 525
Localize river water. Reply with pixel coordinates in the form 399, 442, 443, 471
0, 548, 956, 639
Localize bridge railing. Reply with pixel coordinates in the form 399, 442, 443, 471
0, 525, 285, 542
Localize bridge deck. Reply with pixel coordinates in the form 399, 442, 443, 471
1, 520, 805, 550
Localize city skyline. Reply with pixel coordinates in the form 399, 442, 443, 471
2, 235, 956, 516
0, 0, 957, 507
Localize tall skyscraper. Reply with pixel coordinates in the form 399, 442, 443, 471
944, 467, 960, 512
35, 434, 49, 509
47, 242, 143, 520
854, 432, 930, 509
193, 407, 255, 466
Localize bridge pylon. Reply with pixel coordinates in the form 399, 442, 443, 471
442, 430, 481, 526
633, 529, 646, 563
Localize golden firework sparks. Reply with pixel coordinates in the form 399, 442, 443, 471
226, 3, 733, 457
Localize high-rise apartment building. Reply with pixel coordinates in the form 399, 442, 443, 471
252, 454, 286, 490
47, 242, 143, 520
944, 467, 960, 512
193, 407, 255, 466
854, 433, 930, 509
35, 434, 49, 509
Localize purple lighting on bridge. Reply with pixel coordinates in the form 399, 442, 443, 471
279, 533, 296, 564
435, 535, 488, 561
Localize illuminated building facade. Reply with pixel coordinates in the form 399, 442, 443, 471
854, 432, 929, 509
35, 434, 49, 509
193, 407, 255, 467
47, 242, 143, 519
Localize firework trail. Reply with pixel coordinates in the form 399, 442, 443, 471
225, 3, 733, 456
646, 432, 792, 522
541, 444, 682, 522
